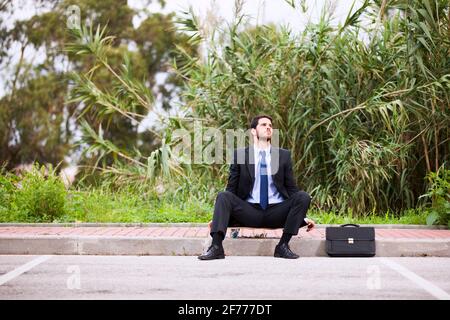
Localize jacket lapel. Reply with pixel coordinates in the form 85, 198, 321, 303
245, 147, 255, 183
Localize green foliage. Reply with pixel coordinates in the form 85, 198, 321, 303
420, 166, 450, 227
0, 162, 431, 224
61, 0, 450, 221
63, 185, 213, 223
14, 165, 67, 222
0, 0, 195, 171
0, 72, 72, 168
1, 0, 448, 225
64, 163, 220, 223
309, 209, 428, 225
172, 0, 450, 216
0, 167, 17, 215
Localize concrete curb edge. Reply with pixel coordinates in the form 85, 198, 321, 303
1, 236, 449, 257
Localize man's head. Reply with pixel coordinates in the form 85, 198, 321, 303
250, 115, 273, 143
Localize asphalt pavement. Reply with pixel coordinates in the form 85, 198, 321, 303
1, 255, 449, 300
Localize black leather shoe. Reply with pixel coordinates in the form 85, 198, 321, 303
198, 244, 225, 260
274, 243, 299, 259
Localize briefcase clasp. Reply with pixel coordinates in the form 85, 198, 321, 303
348, 238, 354, 244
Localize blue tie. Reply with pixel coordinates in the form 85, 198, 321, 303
259, 150, 268, 210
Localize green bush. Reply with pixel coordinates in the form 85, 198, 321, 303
420, 166, 450, 228
0, 171, 17, 213
14, 165, 67, 222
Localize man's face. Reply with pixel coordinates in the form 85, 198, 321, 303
253, 118, 273, 141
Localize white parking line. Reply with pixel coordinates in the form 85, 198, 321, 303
379, 258, 450, 300
0, 255, 52, 286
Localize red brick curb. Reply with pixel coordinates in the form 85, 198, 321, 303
0, 226, 449, 239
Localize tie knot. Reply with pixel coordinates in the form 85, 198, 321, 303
259, 150, 267, 167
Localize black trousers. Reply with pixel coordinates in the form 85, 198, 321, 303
210, 190, 311, 237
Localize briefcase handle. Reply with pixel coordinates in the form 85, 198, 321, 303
340, 223, 360, 227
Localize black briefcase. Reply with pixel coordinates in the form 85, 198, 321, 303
326, 224, 376, 257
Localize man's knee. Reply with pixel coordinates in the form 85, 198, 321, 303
293, 191, 311, 204
216, 191, 235, 202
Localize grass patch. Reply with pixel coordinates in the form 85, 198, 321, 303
59, 188, 213, 223
308, 209, 428, 225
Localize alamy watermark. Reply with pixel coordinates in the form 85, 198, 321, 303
170, 121, 281, 172
67, 265, 81, 290
366, 265, 381, 290
65, 5, 81, 30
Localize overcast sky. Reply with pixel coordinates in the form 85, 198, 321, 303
130, 0, 356, 30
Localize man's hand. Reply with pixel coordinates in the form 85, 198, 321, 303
305, 218, 315, 232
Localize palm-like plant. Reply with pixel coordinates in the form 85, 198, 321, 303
66, 25, 187, 189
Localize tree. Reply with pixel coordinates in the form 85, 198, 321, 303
0, 0, 196, 176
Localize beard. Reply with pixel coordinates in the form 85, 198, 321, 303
256, 131, 271, 143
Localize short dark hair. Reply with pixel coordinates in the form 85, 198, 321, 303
250, 115, 273, 129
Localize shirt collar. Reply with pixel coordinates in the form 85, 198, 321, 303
253, 145, 271, 159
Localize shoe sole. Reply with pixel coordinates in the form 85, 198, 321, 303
198, 255, 225, 260
274, 253, 299, 259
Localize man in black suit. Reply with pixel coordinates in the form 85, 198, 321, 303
198, 115, 315, 260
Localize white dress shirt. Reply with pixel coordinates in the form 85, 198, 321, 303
246, 145, 285, 205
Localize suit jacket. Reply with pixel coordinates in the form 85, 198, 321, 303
225, 146, 300, 201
